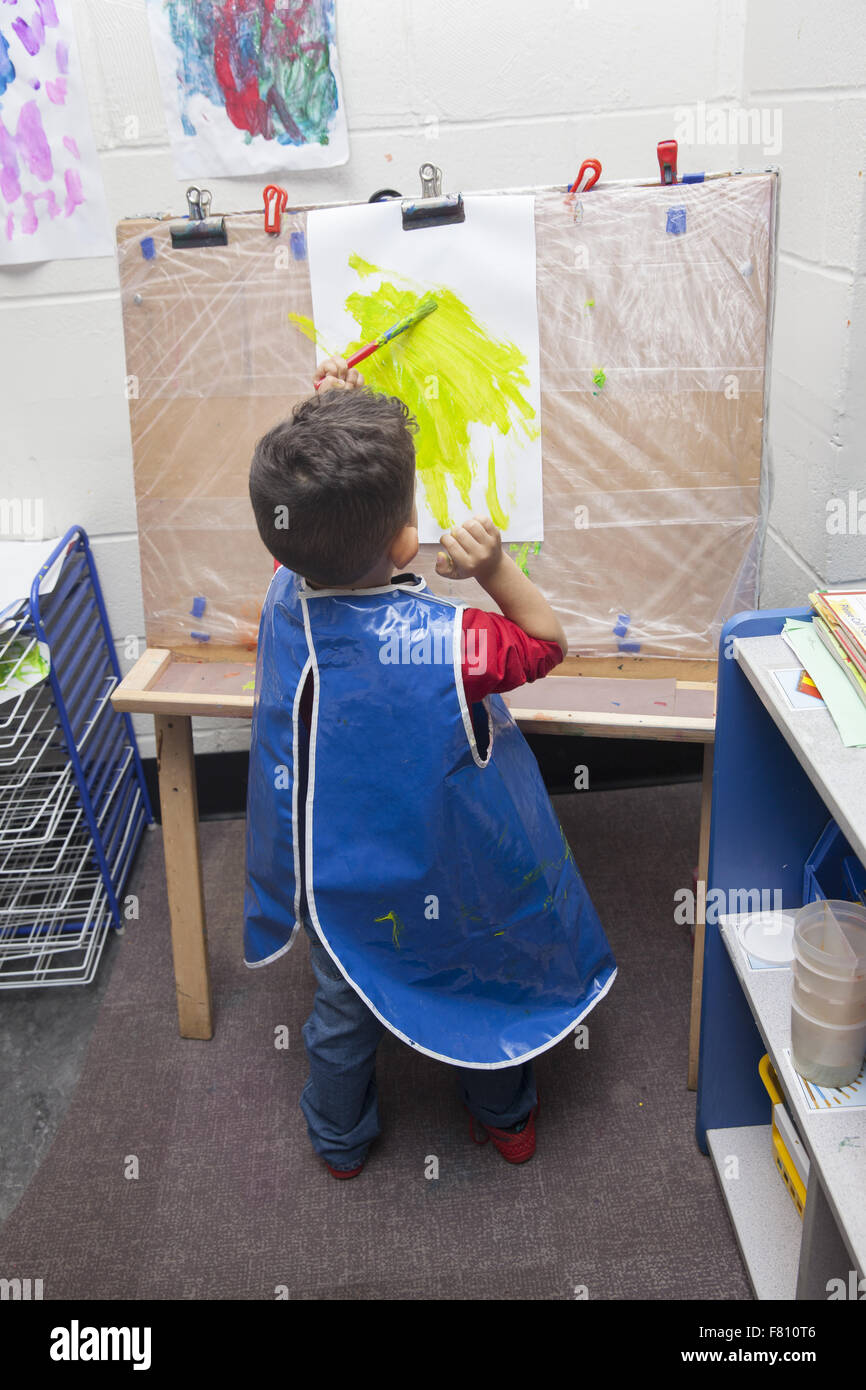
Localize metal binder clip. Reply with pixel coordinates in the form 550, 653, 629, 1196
170, 185, 228, 249
401, 163, 464, 231
419, 162, 441, 198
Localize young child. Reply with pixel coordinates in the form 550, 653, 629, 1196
244, 357, 616, 1176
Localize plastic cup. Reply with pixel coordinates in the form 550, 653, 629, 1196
792, 900, 866, 981
790, 992, 866, 1087
792, 974, 866, 1027
793, 950, 866, 1007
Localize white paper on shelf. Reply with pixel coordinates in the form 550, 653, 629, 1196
783, 620, 866, 748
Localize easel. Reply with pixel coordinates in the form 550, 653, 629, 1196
113, 163, 776, 1090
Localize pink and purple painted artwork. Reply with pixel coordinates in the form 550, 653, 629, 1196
0, 0, 112, 264
147, 0, 349, 177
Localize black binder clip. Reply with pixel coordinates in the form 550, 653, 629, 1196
170, 185, 228, 249
401, 163, 464, 231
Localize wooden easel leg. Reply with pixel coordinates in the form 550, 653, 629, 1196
688, 743, 714, 1090
154, 713, 213, 1040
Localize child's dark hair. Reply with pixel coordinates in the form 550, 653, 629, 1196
249, 387, 418, 586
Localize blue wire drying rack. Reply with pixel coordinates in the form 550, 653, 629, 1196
0, 526, 153, 986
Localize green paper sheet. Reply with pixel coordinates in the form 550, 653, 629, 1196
783, 619, 866, 748
0, 637, 50, 704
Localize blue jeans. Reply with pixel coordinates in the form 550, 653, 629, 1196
299, 918, 537, 1170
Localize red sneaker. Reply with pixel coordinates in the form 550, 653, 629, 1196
324, 1159, 365, 1179
467, 1101, 539, 1165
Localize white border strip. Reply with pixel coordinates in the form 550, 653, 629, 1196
450, 602, 493, 770
243, 576, 309, 968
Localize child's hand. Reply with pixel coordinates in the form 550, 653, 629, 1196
314, 357, 365, 394
435, 516, 503, 582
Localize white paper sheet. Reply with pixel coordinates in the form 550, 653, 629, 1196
0, 0, 113, 265
146, 0, 349, 178
0, 537, 65, 627
772, 667, 825, 711
305, 195, 543, 544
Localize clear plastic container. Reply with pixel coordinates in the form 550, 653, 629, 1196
792, 900, 866, 981
790, 993, 866, 1087
792, 974, 866, 1027
793, 951, 866, 1007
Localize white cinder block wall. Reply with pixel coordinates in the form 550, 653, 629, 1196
739, 0, 866, 605
1, 0, 863, 758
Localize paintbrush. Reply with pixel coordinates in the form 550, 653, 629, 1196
314, 298, 438, 388
346, 297, 438, 369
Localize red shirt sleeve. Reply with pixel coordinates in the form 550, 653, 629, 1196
460, 608, 563, 703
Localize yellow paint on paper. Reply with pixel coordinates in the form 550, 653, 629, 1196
348, 252, 379, 279
485, 443, 508, 529
290, 257, 540, 530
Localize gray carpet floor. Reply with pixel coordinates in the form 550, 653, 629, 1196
0, 783, 752, 1300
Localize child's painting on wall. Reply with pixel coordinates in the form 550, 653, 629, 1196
0, 0, 112, 264
146, 0, 349, 177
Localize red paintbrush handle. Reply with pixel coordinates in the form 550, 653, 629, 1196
345, 340, 380, 370
313, 338, 379, 389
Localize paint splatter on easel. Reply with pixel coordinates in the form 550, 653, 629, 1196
290, 255, 540, 530
508, 540, 541, 577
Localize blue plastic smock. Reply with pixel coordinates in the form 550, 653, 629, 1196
243, 567, 616, 1068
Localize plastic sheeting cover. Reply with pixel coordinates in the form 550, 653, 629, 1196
117, 173, 775, 661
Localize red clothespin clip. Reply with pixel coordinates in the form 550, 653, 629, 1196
263, 183, 288, 234
569, 158, 602, 195
657, 140, 678, 186
565, 159, 601, 222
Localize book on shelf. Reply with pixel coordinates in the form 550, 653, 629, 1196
809, 590, 866, 706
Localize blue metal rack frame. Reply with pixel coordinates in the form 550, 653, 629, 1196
26, 526, 154, 933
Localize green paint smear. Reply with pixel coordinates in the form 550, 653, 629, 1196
519, 826, 575, 907
509, 542, 531, 576
0, 639, 49, 695
507, 540, 540, 577
592, 367, 606, 391
375, 910, 405, 949
290, 258, 540, 530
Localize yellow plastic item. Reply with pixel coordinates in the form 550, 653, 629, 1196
758, 1054, 807, 1219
